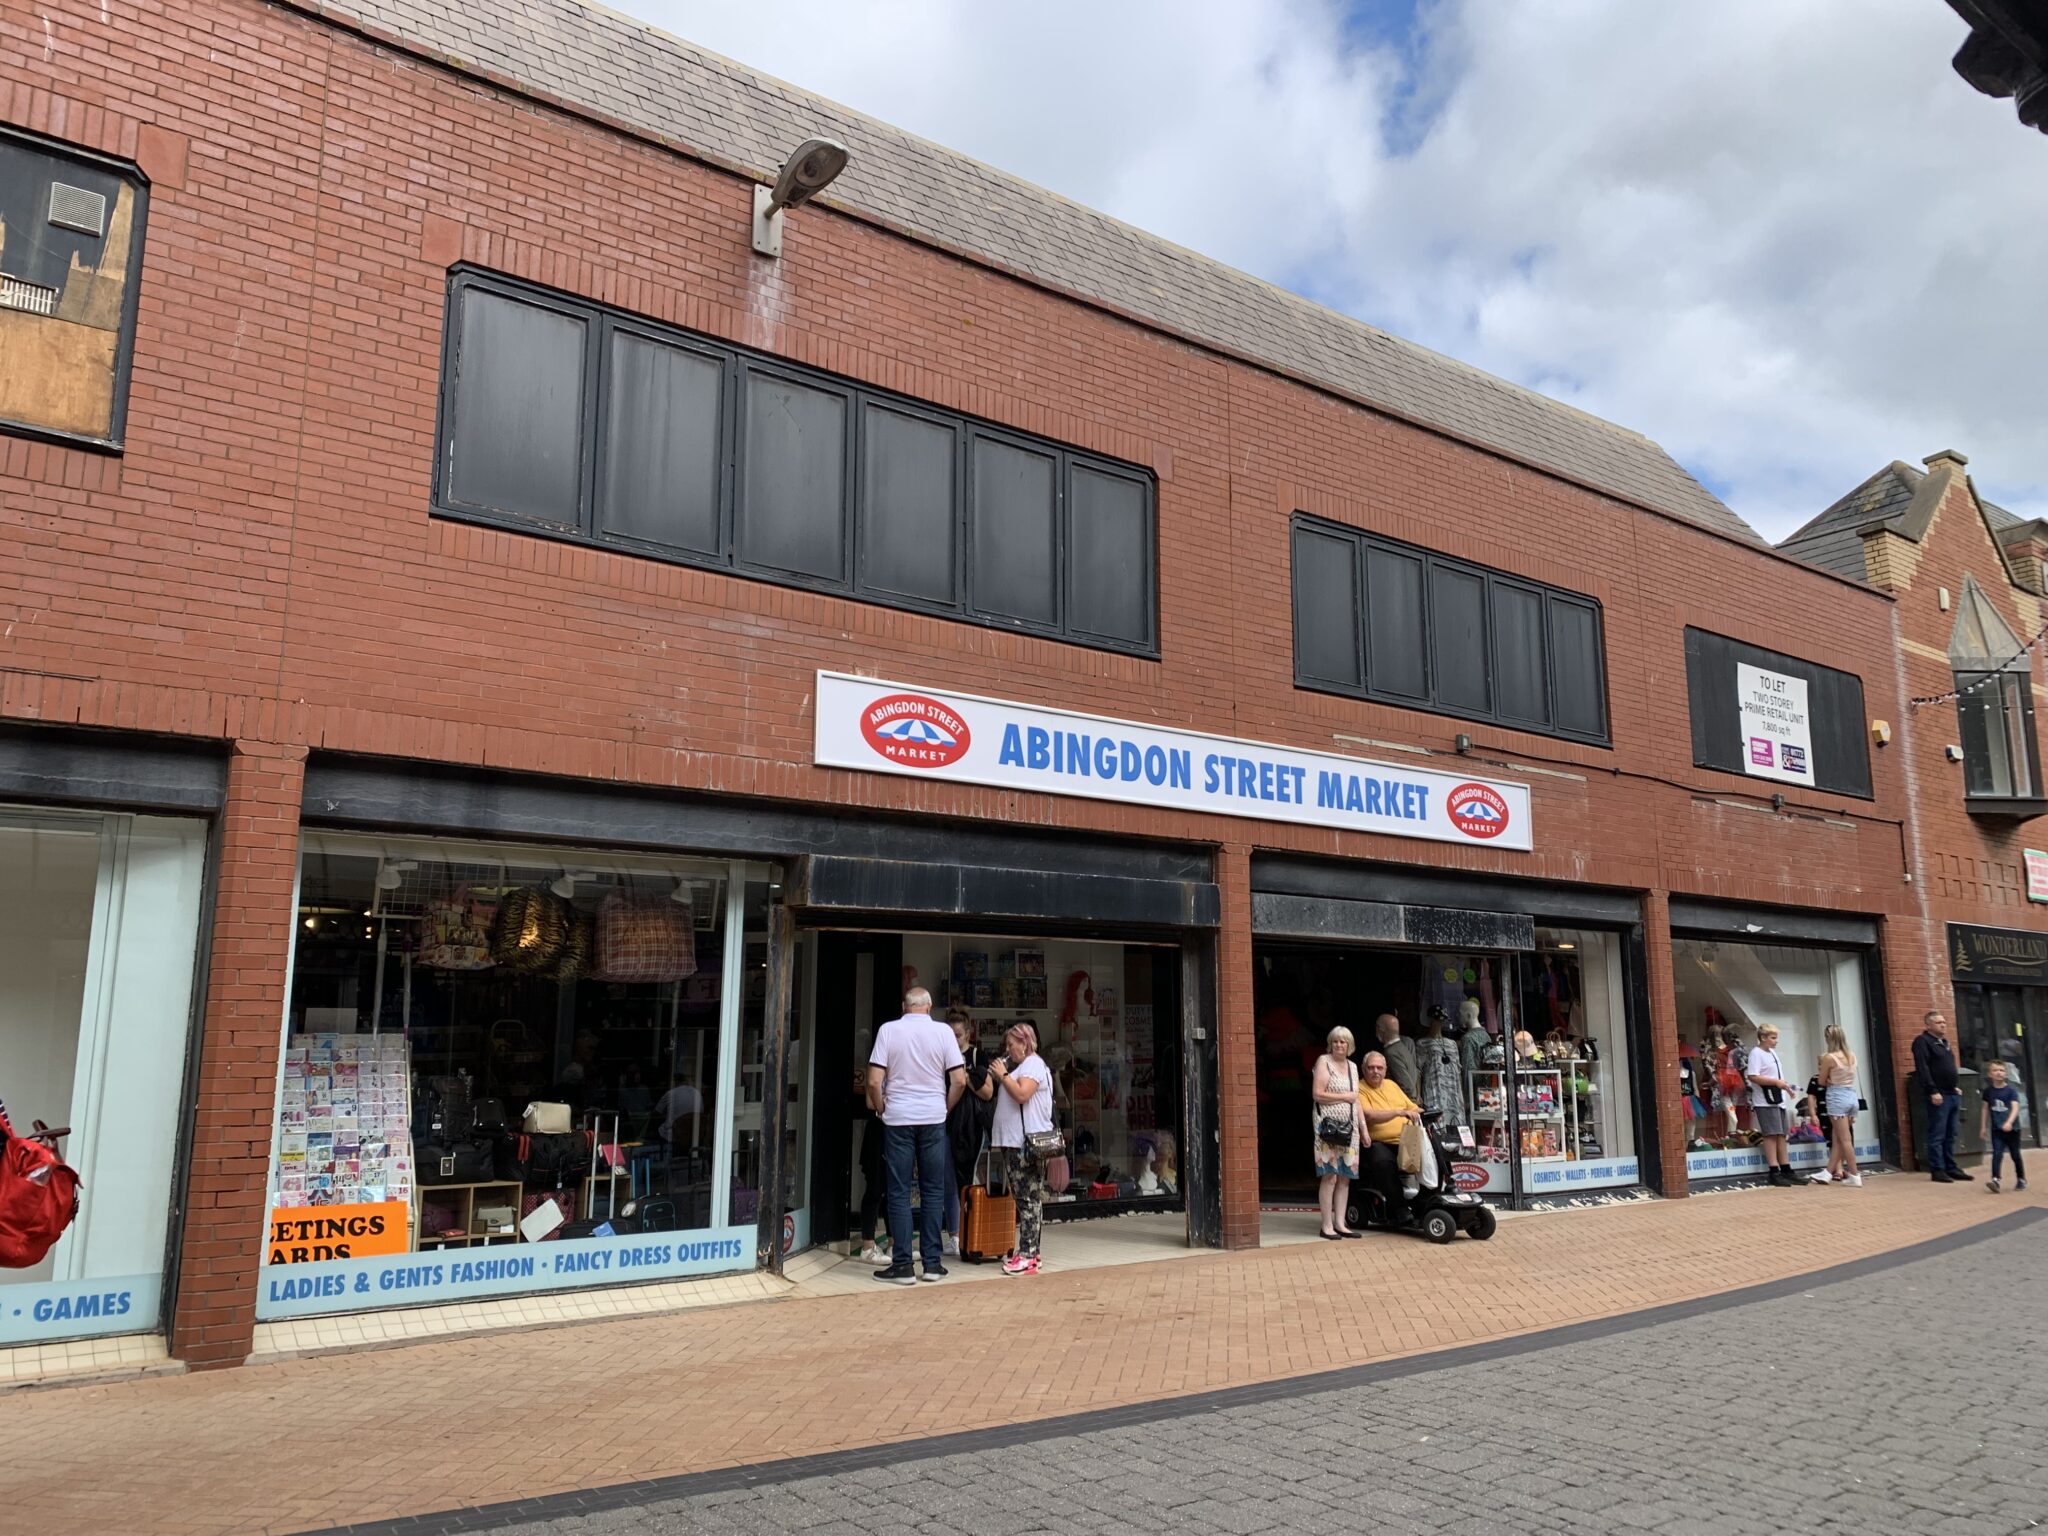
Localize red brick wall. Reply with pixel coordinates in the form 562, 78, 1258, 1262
0, 0, 1940, 1320
1873, 469, 2048, 1157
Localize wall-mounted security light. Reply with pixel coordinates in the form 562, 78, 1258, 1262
752, 136, 851, 258
1870, 720, 1892, 748
1946, 745, 1966, 763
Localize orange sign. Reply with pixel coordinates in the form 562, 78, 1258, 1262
266, 1201, 410, 1264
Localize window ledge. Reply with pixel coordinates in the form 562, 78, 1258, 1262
1964, 796, 2048, 821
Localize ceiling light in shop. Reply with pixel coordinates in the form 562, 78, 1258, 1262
375, 859, 418, 891
1556, 942, 1576, 951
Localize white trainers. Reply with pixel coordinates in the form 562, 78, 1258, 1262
855, 1242, 889, 1263
942, 1232, 959, 1256
1809, 1169, 1833, 1184
1843, 1174, 1862, 1187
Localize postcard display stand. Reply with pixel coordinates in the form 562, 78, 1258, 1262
271, 1033, 416, 1231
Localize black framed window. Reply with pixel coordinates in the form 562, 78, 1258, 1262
1957, 671, 2042, 802
1289, 513, 1610, 744
0, 127, 150, 450
433, 268, 1158, 656
1680, 628, 1871, 798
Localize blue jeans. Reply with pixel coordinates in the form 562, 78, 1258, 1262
1924, 1091, 1961, 1173
883, 1122, 949, 1269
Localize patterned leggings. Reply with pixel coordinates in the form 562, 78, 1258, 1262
1005, 1148, 1045, 1257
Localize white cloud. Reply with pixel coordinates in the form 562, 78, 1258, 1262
624, 0, 2047, 538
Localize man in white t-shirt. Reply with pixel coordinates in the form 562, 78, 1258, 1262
867, 987, 965, 1283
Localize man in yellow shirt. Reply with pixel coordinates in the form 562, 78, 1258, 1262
1357, 1050, 1422, 1227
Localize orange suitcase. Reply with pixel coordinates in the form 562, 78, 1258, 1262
959, 1183, 1016, 1263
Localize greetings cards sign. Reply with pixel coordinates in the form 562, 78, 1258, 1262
1736, 663, 1814, 787
813, 672, 1533, 852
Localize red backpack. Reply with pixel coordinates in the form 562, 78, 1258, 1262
0, 1105, 82, 1269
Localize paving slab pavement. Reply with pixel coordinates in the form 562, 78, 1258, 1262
3, 1174, 2035, 1536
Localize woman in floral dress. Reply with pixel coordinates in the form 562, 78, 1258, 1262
1312, 1026, 1362, 1239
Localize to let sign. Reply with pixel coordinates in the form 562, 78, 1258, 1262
1736, 662, 1815, 787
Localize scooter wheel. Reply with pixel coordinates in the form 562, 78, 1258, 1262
1422, 1209, 1457, 1244
1468, 1206, 1498, 1241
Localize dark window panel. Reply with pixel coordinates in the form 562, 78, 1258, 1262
1291, 525, 1362, 687
1429, 561, 1490, 713
1958, 674, 2007, 797
1069, 465, 1152, 644
861, 406, 957, 604
597, 330, 722, 554
740, 372, 847, 580
446, 288, 588, 526
1492, 581, 1549, 725
1365, 546, 1429, 700
971, 437, 1057, 625
1682, 627, 1868, 795
1549, 597, 1607, 738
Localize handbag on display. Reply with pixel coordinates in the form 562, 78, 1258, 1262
488, 886, 573, 972
522, 1101, 573, 1134
591, 890, 697, 983
416, 889, 495, 971
417, 1138, 494, 1186
469, 1099, 509, 1136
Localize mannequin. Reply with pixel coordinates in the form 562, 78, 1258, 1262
1416, 1004, 1468, 1126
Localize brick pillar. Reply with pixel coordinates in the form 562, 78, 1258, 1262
1642, 889, 1688, 1199
170, 741, 306, 1368
1215, 843, 1260, 1248
1881, 914, 1942, 1171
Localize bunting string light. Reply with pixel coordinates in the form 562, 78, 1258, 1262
1908, 616, 2048, 708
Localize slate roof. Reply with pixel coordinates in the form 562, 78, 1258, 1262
283, 0, 1761, 546
1780, 459, 2030, 583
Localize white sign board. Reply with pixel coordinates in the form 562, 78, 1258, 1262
813, 672, 1533, 852
1736, 663, 1814, 787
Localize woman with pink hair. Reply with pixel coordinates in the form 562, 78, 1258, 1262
990, 1022, 1055, 1275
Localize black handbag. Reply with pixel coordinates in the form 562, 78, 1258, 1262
1317, 1062, 1359, 1144
470, 1098, 509, 1136
418, 1138, 493, 1185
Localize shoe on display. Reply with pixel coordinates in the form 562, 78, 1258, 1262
919, 1263, 949, 1282
1950, 1168, 1975, 1181
1931, 1170, 1955, 1183
1988, 1178, 2001, 1193
1843, 1174, 1863, 1187
871, 1264, 917, 1285
1809, 1169, 1833, 1184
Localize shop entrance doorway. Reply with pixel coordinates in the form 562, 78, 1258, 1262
1956, 983, 2046, 1148
1254, 933, 1641, 1208
803, 927, 1186, 1266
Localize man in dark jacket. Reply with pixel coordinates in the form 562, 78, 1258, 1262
1912, 1009, 1970, 1182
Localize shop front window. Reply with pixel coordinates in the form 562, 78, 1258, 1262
0, 808, 207, 1344
1671, 940, 1877, 1180
1500, 931, 1639, 1194
261, 835, 768, 1322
